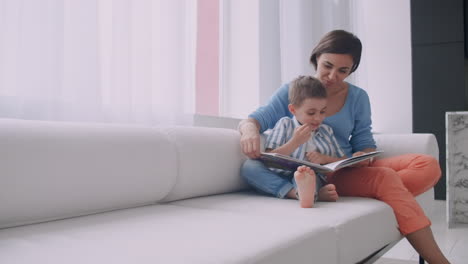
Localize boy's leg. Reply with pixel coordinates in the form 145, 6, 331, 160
292, 166, 316, 208
371, 154, 441, 196
315, 172, 339, 202
240, 159, 294, 198
317, 184, 339, 202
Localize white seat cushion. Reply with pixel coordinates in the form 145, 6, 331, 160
0, 203, 337, 264
171, 191, 402, 264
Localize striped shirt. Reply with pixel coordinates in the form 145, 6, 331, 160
249, 82, 376, 157
265, 116, 345, 164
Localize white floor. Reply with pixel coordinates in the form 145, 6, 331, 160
379, 200, 468, 264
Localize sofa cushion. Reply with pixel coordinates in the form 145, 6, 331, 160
171, 191, 402, 264
0, 119, 177, 229
0, 203, 337, 264
374, 133, 438, 159
161, 126, 248, 202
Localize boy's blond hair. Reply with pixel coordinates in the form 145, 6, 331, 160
289, 76, 327, 106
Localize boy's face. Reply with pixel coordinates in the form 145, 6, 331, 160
288, 98, 327, 131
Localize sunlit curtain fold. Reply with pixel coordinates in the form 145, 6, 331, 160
0, 0, 196, 125
220, 0, 354, 118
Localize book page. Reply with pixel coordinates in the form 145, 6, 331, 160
259, 151, 383, 173
323, 151, 383, 171
259, 152, 332, 173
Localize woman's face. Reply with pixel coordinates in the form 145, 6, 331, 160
315, 53, 354, 90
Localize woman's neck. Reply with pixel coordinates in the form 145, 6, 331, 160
327, 82, 348, 97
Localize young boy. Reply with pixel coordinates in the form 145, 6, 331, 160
241, 75, 345, 208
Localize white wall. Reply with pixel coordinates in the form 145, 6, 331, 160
352, 0, 413, 133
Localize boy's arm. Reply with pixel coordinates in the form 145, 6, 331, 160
306, 152, 346, 165
266, 121, 314, 156
307, 124, 347, 164
266, 137, 302, 156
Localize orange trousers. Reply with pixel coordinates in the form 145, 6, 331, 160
328, 154, 441, 235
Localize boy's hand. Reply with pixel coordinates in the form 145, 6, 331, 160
306, 151, 329, 164
291, 124, 313, 146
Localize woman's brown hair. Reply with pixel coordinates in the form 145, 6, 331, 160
309, 30, 362, 73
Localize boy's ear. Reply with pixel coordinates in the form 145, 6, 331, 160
288, 104, 296, 115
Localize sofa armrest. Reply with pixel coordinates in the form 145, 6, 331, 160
373, 133, 439, 160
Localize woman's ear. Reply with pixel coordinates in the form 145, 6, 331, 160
288, 104, 296, 115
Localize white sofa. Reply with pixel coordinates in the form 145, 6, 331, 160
0, 118, 438, 264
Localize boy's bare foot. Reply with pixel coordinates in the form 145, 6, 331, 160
318, 184, 339, 202
294, 166, 316, 208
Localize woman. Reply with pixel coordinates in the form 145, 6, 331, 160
238, 30, 449, 264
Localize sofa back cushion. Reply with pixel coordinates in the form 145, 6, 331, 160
160, 126, 248, 202
0, 119, 177, 229
374, 133, 439, 160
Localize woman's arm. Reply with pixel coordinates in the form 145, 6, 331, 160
239, 84, 290, 158
248, 83, 290, 133
356, 147, 376, 154
350, 91, 377, 166
350, 89, 377, 153
351, 148, 377, 167
239, 118, 262, 158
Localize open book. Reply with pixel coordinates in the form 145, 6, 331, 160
259, 151, 383, 173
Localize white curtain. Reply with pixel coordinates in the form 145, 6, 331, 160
0, 0, 196, 125
220, 0, 355, 118
278, 0, 354, 84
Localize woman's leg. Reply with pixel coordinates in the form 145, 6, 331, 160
329, 167, 430, 234
329, 167, 449, 263
406, 227, 449, 264
371, 154, 441, 196
240, 159, 294, 198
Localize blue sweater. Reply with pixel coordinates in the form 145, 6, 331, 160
249, 82, 376, 157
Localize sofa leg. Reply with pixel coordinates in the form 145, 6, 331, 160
419, 255, 425, 264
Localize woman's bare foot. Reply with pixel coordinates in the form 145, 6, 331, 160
294, 166, 316, 208
318, 184, 339, 202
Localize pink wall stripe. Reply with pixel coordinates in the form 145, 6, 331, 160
195, 0, 219, 116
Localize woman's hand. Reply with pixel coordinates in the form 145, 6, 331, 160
239, 119, 261, 158
350, 151, 370, 167
306, 151, 330, 164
